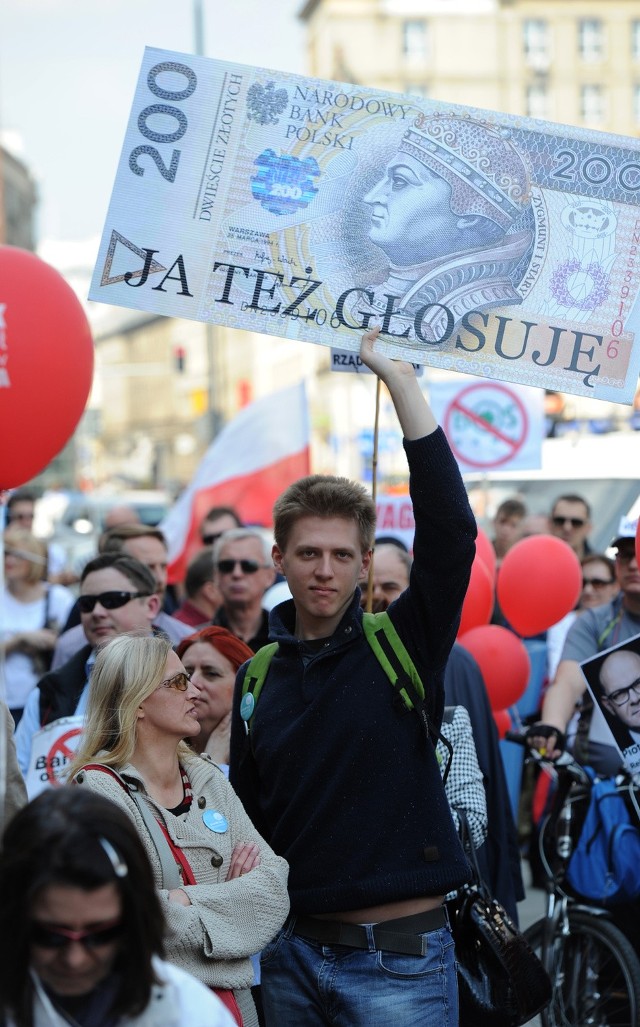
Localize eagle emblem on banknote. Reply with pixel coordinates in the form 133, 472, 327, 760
246, 81, 288, 125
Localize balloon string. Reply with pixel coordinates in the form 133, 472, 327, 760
365, 378, 381, 614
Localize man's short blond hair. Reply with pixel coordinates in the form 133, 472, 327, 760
273, 475, 376, 554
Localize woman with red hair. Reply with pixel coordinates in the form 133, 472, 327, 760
177, 627, 253, 766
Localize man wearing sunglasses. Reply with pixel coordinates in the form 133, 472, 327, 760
50, 526, 192, 671
529, 515, 640, 776
199, 505, 243, 548
212, 528, 276, 652
548, 493, 593, 560
15, 554, 160, 783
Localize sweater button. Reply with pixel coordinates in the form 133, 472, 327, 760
211, 853, 223, 868
197, 796, 206, 809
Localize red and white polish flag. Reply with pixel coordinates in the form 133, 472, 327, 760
161, 381, 310, 584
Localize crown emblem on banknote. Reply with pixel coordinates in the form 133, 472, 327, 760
402, 114, 531, 231
247, 81, 289, 126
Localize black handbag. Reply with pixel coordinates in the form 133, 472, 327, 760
448, 812, 552, 1027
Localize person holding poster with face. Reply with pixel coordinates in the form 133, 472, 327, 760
582, 639, 640, 775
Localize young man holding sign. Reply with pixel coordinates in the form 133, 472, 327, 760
230, 328, 476, 1026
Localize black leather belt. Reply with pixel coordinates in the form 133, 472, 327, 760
289, 907, 447, 956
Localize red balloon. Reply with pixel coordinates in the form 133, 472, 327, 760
0, 247, 94, 488
493, 708, 512, 740
458, 624, 531, 710
496, 535, 581, 637
475, 526, 497, 583
458, 557, 494, 637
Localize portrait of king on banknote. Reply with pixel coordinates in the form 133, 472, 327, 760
360, 113, 535, 344
90, 48, 640, 404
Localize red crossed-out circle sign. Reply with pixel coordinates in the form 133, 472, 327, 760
444, 383, 528, 470
45, 726, 83, 785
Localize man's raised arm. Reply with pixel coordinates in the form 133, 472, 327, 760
359, 326, 437, 440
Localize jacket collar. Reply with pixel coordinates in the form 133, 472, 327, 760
269, 589, 365, 652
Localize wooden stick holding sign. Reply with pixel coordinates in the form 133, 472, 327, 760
365, 378, 382, 614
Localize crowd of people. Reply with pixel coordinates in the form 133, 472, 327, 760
0, 326, 637, 1025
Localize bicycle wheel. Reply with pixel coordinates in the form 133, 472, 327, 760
524, 909, 640, 1027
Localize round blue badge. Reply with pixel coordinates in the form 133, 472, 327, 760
240, 693, 255, 721
202, 810, 228, 834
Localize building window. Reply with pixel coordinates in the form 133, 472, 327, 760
579, 19, 603, 62
526, 84, 548, 120
402, 20, 428, 62
581, 84, 605, 125
633, 21, 640, 61
523, 19, 549, 69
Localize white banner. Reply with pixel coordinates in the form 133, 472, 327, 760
90, 48, 640, 404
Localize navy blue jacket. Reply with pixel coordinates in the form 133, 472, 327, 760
230, 428, 476, 914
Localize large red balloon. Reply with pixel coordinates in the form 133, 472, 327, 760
458, 624, 531, 710
496, 535, 581, 637
475, 526, 497, 583
458, 557, 494, 637
0, 247, 94, 488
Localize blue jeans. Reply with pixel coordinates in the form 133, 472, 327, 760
260, 916, 458, 1026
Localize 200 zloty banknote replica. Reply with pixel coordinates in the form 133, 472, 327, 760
90, 47, 640, 403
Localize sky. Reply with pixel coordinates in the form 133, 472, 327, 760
0, 0, 304, 246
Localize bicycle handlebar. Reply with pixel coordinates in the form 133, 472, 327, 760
504, 728, 591, 782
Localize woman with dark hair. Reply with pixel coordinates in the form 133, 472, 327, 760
0, 787, 235, 1027
69, 633, 289, 1027
176, 627, 254, 765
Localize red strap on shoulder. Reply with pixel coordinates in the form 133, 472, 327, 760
157, 821, 197, 885
76, 764, 199, 889
75, 764, 129, 792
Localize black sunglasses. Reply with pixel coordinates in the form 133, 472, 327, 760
78, 591, 151, 613
616, 547, 637, 563
582, 577, 614, 590
217, 559, 265, 575
552, 515, 586, 529
30, 917, 124, 950
202, 532, 223, 546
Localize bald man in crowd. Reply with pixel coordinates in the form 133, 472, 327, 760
599, 648, 640, 739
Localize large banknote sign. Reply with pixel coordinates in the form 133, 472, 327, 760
90, 48, 640, 403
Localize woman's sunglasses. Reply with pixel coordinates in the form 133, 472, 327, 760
30, 918, 124, 950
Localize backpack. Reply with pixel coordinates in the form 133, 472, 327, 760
566, 766, 640, 906
239, 610, 453, 781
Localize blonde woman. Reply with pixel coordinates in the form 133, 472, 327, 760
70, 632, 289, 1027
1, 527, 74, 724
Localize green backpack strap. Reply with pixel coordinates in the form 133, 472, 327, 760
363, 612, 451, 781
240, 642, 279, 733
239, 614, 450, 781
362, 611, 425, 713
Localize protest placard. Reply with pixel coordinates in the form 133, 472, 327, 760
581, 635, 640, 776
90, 48, 640, 403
